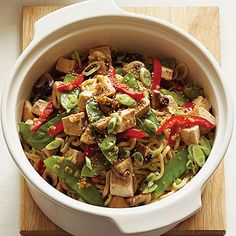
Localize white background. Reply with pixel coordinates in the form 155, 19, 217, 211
0, 0, 235, 235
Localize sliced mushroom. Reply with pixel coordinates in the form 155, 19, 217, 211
108, 196, 129, 208
150, 90, 169, 110
126, 194, 152, 206
22, 100, 34, 122
42, 168, 58, 187
123, 61, 145, 79
97, 96, 121, 114
135, 97, 150, 118
33, 72, 54, 97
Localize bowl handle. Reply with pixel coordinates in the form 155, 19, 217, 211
110, 189, 202, 234
33, 0, 125, 43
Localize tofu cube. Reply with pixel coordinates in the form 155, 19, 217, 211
181, 125, 200, 145
62, 112, 85, 136
161, 66, 174, 80
193, 107, 216, 126
32, 99, 48, 116
56, 58, 76, 74
22, 100, 34, 121
115, 109, 136, 133
80, 125, 96, 145
193, 96, 211, 111
110, 170, 134, 197
95, 75, 116, 97
77, 91, 93, 111
88, 46, 112, 75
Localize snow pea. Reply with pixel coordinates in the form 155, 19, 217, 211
18, 123, 34, 143
86, 98, 104, 124
160, 89, 188, 106
61, 74, 80, 112
28, 113, 67, 150
184, 83, 204, 100
122, 72, 140, 91
86, 99, 119, 163
150, 148, 189, 195
81, 154, 111, 177
136, 110, 163, 140
44, 155, 104, 206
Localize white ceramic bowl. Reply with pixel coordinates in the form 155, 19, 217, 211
1, 1, 233, 235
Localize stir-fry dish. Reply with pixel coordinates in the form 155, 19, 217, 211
19, 46, 215, 207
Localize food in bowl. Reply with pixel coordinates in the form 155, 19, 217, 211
18, 46, 216, 208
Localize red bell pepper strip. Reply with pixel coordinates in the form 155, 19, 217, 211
48, 121, 64, 136
92, 176, 100, 184
84, 144, 100, 157
182, 101, 194, 109
119, 128, 147, 139
108, 66, 144, 100
151, 58, 162, 90
35, 159, 45, 176
156, 115, 215, 135
31, 98, 54, 131
57, 74, 84, 93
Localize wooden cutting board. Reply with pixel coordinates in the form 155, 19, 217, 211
20, 6, 225, 236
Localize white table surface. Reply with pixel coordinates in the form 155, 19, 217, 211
0, 0, 235, 235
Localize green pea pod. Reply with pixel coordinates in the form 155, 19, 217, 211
145, 110, 160, 127
160, 89, 188, 106
18, 123, 34, 143
161, 58, 176, 70
183, 83, 204, 100
81, 154, 111, 177
86, 98, 104, 124
86, 99, 118, 163
28, 113, 68, 150
98, 134, 118, 163
136, 110, 163, 140
152, 148, 189, 195
64, 74, 76, 82
115, 67, 124, 76
61, 89, 79, 113
44, 155, 104, 206
61, 74, 79, 112
122, 72, 140, 91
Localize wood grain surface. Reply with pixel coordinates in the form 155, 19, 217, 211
20, 6, 225, 236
